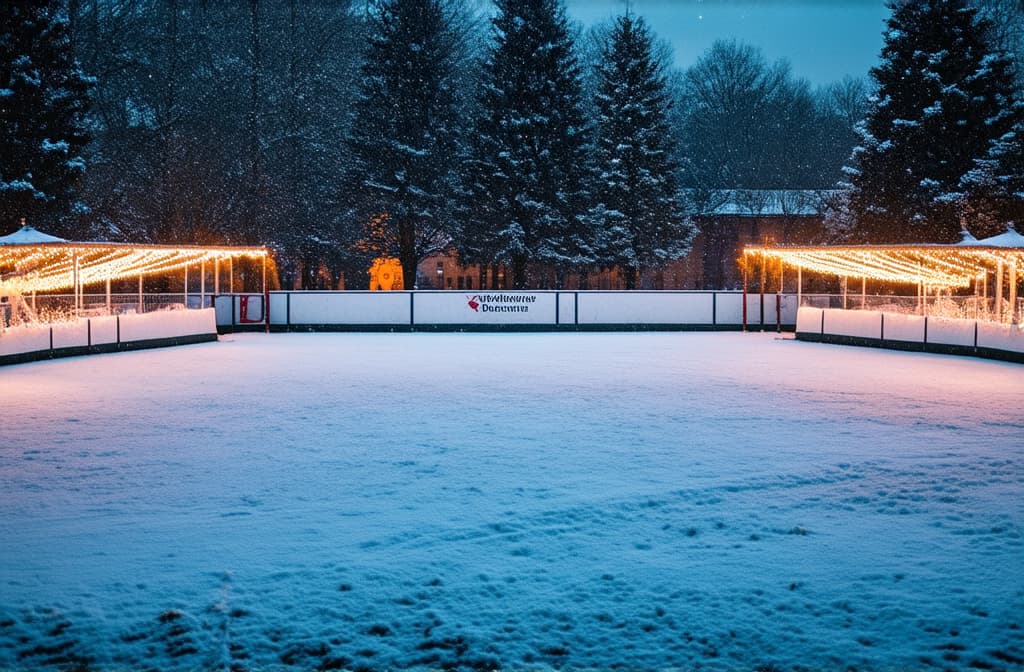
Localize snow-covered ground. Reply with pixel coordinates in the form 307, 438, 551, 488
1, 332, 1022, 671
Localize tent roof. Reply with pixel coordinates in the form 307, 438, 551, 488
977, 224, 1024, 248
0, 225, 67, 245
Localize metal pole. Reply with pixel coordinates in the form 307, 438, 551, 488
797, 266, 802, 310
759, 252, 765, 331
263, 254, 269, 333
230, 258, 234, 294
742, 259, 748, 332
201, 259, 206, 308
861, 276, 866, 309
184, 265, 189, 309
983, 271, 988, 319
106, 276, 111, 314
138, 275, 143, 313
1009, 262, 1018, 326
776, 291, 781, 333
995, 260, 1004, 323
215, 258, 220, 295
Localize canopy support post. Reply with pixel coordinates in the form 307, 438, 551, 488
759, 252, 766, 331
1010, 262, 1018, 326
995, 261, 1004, 323
106, 276, 111, 315
214, 258, 220, 295
138, 275, 143, 313
184, 265, 189, 309
797, 266, 802, 310
201, 259, 206, 308
861, 276, 867, 310
262, 253, 269, 333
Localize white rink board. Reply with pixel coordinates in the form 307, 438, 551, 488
0, 324, 50, 356
882, 313, 925, 342
978, 322, 1019, 352
287, 292, 410, 325
51, 320, 89, 349
90, 316, 120, 345
796, 307, 823, 334
415, 292, 556, 325
926, 317, 976, 347
119, 309, 215, 341
823, 309, 882, 339
1, 309, 217, 364
576, 292, 713, 325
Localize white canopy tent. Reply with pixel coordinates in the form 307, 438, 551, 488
0, 223, 269, 325
743, 225, 1024, 326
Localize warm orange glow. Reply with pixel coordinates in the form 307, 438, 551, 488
369, 257, 403, 291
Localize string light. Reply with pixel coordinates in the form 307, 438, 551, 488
743, 244, 1023, 288
0, 242, 268, 294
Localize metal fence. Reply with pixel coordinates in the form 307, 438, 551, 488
799, 293, 1023, 325
1, 292, 214, 328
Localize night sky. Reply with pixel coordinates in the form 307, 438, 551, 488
564, 0, 891, 85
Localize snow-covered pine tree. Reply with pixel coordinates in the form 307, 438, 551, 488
345, 0, 464, 289
961, 119, 1024, 235
591, 13, 695, 289
0, 0, 92, 235
459, 0, 593, 289
835, 0, 1022, 243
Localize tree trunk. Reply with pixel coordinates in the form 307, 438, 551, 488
247, 0, 261, 244
512, 255, 528, 290
399, 220, 418, 290
624, 266, 638, 290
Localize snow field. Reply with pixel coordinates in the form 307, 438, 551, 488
1, 332, 1022, 671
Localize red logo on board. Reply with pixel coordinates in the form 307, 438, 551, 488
467, 295, 480, 312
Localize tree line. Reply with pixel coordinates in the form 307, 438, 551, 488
2, 0, 1022, 290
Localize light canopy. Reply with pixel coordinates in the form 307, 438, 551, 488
0, 228, 268, 294
743, 244, 1023, 288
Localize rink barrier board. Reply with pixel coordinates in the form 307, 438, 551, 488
216, 291, 799, 333
796, 307, 1024, 364
0, 309, 218, 367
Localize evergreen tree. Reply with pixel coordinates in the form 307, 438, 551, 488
835, 0, 1022, 243
345, 0, 464, 290
460, 0, 592, 289
961, 120, 1024, 235
591, 13, 694, 289
0, 0, 92, 235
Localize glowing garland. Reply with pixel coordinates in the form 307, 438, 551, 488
744, 245, 1023, 288
0, 242, 268, 294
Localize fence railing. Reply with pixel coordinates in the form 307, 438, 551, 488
799, 293, 1023, 325
1, 293, 214, 329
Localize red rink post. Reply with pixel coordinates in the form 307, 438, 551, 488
742, 261, 748, 332
262, 254, 270, 333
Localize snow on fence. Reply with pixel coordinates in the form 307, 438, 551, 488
215, 290, 800, 332
796, 306, 1024, 363
0, 308, 217, 366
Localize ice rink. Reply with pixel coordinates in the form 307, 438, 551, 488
1, 332, 1022, 671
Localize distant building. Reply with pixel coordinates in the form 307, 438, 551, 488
680, 189, 835, 290
412, 189, 835, 291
